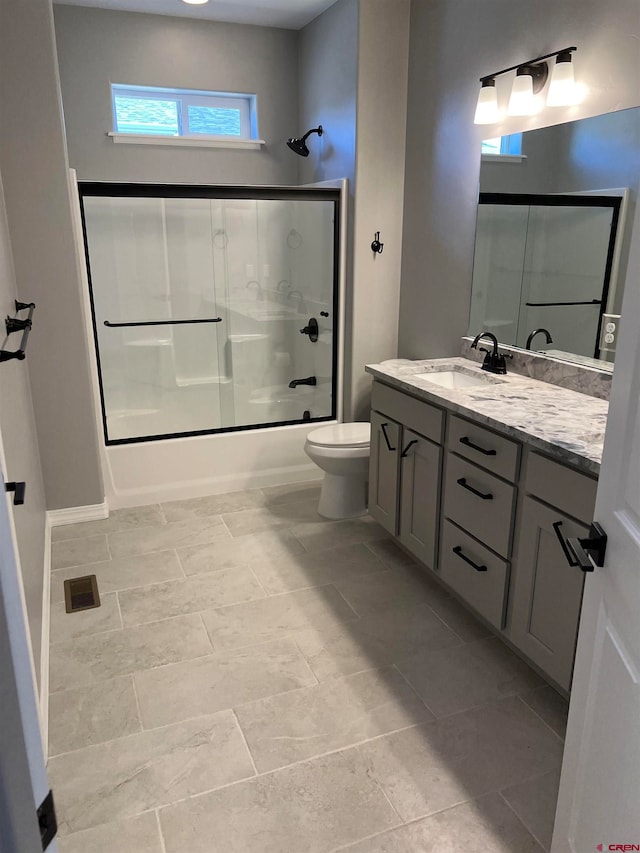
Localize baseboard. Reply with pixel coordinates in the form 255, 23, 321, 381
39, 519, 51, 760
47, 500, 109, 528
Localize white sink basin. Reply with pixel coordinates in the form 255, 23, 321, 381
414, 368, 502, 390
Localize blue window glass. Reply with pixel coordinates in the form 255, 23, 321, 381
187, 105, 241, 136
114, 96, 180, 136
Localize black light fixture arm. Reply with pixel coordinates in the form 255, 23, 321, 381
479, 46, 576, 83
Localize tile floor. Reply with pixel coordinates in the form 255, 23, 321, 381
47, 481, 568, 853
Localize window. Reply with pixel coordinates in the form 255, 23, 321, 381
481, 133, 523, 157
110, 84, 259, 145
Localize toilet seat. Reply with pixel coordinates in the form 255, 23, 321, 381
306, 422, 370, 448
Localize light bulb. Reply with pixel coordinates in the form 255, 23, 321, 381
474, 79, 501, 125
508, 69, 535, 116
182, 0, 209, 4
547, 52, 577, 106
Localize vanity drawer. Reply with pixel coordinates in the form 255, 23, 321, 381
448, 415, 520, 482
443, 454, 515, 558
526, 451, 597, 523
371, 381, 444, 445
440, 519, 509, 630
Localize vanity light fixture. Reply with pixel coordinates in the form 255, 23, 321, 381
182, 0, 209, 5
474, 46, 577, 124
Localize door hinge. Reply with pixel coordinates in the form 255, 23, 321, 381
567, 522, 607, 572
37, 790, 57, 850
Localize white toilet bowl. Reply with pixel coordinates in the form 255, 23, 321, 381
304, 422, 371, 519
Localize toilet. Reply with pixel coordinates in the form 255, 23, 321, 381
304, 422, 371, 519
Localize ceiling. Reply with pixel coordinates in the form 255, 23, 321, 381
52, 0, 340, 29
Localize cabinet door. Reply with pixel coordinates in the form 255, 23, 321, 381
510, 496, 588, 690
368, 411, 401, 535
399, 429, 441, 569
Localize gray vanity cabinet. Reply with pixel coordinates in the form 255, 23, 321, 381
509, 454, 597, 691
368, 411, 401, 535
398, 430, 442, 568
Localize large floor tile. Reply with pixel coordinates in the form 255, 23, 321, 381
334, 565, 449, 618
134, 639, 317, 729
291, 516, 390, 552
49, 614, 212, 692
159, 748, 400, 853
250, 542, 387, 595
58, 812, 163, 853
295, 602, 461, 681
500, 769, 561, 851
236, 666, 433, 772
519, 685, 569, 740
260, 480, 322, 504
222, 499, 327, 537
177, 529, 304, 577
51, 535, 110, 570
49, 711, 255, 836
108, 517, 229, 558
48, 676, 140, 756
358, 695, 563, 822
49, 593, 122, 643
397, 636, 543, 717
161, 489, 264, 522
52, 505, 166, 542
365, 539, 419, 570
201, 584, 358, 651
338, 793, 544, 852
425, 591, 493, 642
50, 551, 183, 603
118, 568, 265, 626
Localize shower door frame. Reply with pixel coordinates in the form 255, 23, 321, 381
78, 182, 342, 446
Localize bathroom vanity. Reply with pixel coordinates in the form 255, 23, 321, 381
365, 357, 608, 693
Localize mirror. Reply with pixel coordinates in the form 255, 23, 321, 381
469, 107, 640, 370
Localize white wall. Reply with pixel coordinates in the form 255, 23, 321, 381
53, 4, 300, 185
399, 0, 640, 360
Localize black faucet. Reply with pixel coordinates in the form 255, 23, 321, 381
289, 376, 317, 389
470, 331, 511, 375
526, 328, 553, 350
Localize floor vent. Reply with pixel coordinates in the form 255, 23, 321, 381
64, 575, 100, 613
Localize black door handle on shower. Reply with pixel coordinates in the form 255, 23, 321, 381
452, 545, 488, 572
380, 422, 396, 452
459, 436, 496, 456
401, 439, 418, 458
456, 477, 493, 500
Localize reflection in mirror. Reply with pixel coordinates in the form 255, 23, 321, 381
469, 107, 640, 369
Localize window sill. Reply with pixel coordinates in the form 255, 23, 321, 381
481, 153, 527, 163
107, 133, 265, 150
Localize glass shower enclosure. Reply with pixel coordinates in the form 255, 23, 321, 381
79, 184, 340, 444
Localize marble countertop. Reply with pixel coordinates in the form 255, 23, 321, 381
365, 357, 608, 475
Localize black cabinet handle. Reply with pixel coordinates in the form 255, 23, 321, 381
459, 436, 496, 456
380, 422, 396, 452
552, 520, 579, 567
401, 439, 418, 458
452, 545, 488, 572
456, 477, 493, 500
5, 481, 26, 506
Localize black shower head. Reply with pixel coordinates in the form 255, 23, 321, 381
287, 125, 323, 157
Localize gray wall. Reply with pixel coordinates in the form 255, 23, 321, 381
399, 0, 640, 360
298, 0, 410, 420
53, 5, 300, 186
0, 0, 104, 515
0, 178, 47, 687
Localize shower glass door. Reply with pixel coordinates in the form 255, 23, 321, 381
80, 184, 340, 444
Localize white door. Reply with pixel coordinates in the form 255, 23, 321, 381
0, 467, 55, 851
552, 197, 640, 850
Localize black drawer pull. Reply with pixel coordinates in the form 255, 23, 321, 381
5, 481, 26, 506
380, 422, 396, 452
452, 545, 488, 572
552, 520, 579, 567
459, 436, 496, 456
401, 439, 418, 458
456, 477, 493, 500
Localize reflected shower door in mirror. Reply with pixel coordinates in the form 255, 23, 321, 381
469, 106, 640, 369
469, 193, 621, 364
80, 184, 340, 444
